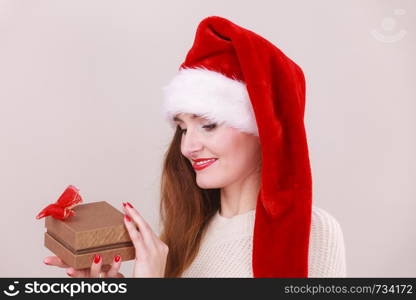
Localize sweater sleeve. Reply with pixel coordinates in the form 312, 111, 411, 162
308, 206, 347, 277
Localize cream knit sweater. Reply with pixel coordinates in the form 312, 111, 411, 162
181, 205, 347, 277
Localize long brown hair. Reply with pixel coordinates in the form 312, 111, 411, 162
159, 125, 221, 277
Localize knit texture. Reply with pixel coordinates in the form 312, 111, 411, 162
181, 205, 347, 277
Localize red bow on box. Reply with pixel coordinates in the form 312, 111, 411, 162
36, 185, 83, 220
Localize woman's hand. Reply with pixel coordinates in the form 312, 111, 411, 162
43, 254, 125, 278
122, 202, 169, 277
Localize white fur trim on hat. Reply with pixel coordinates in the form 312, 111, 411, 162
161, 67, 259, 136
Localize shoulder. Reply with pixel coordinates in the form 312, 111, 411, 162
308, 205, 347, 277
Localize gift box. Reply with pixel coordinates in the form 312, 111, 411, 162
43, 201, 135, 269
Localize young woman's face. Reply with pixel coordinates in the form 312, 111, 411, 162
174, 113, 262, 189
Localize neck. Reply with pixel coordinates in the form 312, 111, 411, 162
219, 171, 261, 218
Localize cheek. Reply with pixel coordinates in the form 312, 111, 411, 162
195, 131, 261, 189
220, 144, 251, 172
217, 130, 247, 159
213, 133, 254, 173
219, 133, 260, 172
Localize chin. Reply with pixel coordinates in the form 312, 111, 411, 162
196, 178, 221, 189
196, 182, 215, 189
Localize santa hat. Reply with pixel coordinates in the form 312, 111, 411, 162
162, 16, 313, 277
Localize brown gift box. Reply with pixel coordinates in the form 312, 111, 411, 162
43, 201, 135, 269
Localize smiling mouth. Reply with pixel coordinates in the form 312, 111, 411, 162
192, 158, 218, 171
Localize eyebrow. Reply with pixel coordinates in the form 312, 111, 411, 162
173, 114, 201, 123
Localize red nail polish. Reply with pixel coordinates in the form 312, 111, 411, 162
127, 202, 133, 208
122, 202, 126, 207
114, 255, 121, 263
125, 215, 131, 222
93, 254, 101, 264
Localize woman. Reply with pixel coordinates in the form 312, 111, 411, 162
44, 16, 346, 278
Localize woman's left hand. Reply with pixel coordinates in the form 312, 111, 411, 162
122, 202, 169, 277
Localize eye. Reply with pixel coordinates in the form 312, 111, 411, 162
179, 123, 217, 135
202, 123, 217, 131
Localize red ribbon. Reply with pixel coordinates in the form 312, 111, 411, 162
36, 185, 83, 220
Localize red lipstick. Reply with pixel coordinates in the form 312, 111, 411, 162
192, 158, 218, 171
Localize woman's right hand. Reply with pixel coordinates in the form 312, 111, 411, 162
43, 254, 125, 278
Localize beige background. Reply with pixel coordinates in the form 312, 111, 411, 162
1, 0, 415, 277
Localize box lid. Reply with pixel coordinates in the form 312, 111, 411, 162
45, 201, 131, 251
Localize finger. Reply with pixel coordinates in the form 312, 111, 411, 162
123, 202, 161, 250
66, 267, 89, 278
114, 272, 125, 278
90, 254, 103, 278
122, 202, 154, 241
101, 264, 112, 273
106, 255, 122, 278
44, 256, 69, 268
123, 213, 147, 255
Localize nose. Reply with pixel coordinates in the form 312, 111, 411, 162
181, 127, 203, 159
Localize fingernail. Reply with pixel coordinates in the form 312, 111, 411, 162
125, 215, 131, 222
122, 202, 126, 207
114, 255, 121, 263
93, 254, 101, 264
67, 268, 73, 275
127, 202, 133, 208
43, 259, 50, 265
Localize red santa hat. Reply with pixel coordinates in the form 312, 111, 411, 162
162, 16, 313, 277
